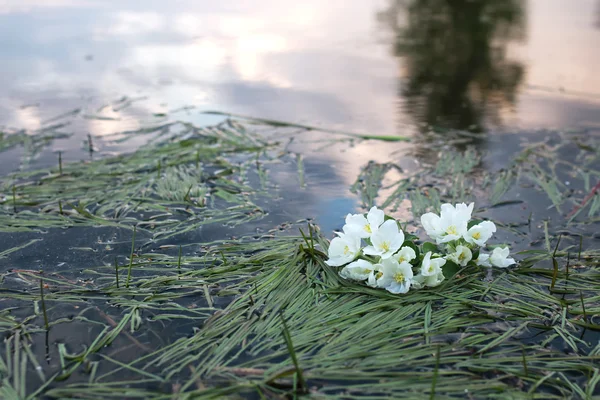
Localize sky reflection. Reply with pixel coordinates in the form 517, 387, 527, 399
1, 0, 599, 139
0, 0, 599, 166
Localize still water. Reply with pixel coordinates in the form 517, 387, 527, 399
1, 0, 599, 279
1, 0, 600, 147
1, 2, 599, 397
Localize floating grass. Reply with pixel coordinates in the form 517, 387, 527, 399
0, 119, 598, 399
0, 120, 273, 240
0, 236, 599, 398
278, 311, 307, 394
0, 239, 42, 259
350, 162, 395, 208
202, 110, 411, 142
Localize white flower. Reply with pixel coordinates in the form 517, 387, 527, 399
489, 247, 515, 268
377, 258, 413, 294
421, 202, 474, 244
339, 259, 375, 281
464, 221, 496, 246
412, 271, 445, 289
367, 263, 384, 287
325, 232, 361, 266
420, 251, 447, 276
393, 246, 417, 264
446, 245, 473, 267
475, 253, 491, 267
343, 206, 385, 239
363, 220, 405, 259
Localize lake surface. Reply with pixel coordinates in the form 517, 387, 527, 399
1, 0, 600, 147
1, 1, 599, 398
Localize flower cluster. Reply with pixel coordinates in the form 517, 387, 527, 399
326, 203, 515, 294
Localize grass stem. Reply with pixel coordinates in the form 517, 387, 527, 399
521, 346, 529, 377
12, 184, 16, 213
430, 346, 440, 400
114, 257, 119, 288
87, 134, 94, 157
580, 291, 587, 322
125, 226, 136, 289
177, 245, 182, 277
279, 311, 307, 393
40, 277, 49, 330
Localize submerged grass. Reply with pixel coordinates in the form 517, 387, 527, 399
0, 120, 272, 242
20, 231, 593, 399
0, 117, 598, 398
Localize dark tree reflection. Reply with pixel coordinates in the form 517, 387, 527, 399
379, 0, 527, 132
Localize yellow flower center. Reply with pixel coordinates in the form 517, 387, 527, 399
375, 272, 383, 280
472, 232, 481, 240
398, 256, 406, 263
458, 252, 466, 261
446, 225, 458, 235
343, 245, 350, 255
428, 265, 434, 273
364, 224, 372, 233
393, 272, 405, 283
381, 241, 390, 252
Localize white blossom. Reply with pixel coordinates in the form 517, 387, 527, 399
464, 221, 496, 246
367, 263, 384, 287
343, 206, 385, 239
475, 253, 492, 267
421, 202, 474, 244
420, 251, 447, 276
363, 220, 405, 259
412, 271, 445, 289
489, 247, 515, 268
378, 258, 413, 294
393, 246, 417, 264
446, 245, 473, 267
339, 259, 375, 281
325, 232, 361, 267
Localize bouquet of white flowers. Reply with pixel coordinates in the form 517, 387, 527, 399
326, 203, 515, 294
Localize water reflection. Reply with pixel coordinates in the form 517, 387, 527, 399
379, 0, 527, 132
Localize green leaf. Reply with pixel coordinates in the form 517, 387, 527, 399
442, 260, 461, 279
422, 242, 439, 255
468, 219, 483, 229
401, 240, 420, 263
405, 233, 419, 242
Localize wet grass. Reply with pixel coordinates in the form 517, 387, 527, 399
0, 117, 599, 398
0, 120, 271, 242
2, 230, 597, 398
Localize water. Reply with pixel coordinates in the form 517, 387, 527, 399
1, 0, 600, 143
1, 1, 599, 397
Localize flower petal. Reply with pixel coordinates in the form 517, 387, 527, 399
366, 206, 385, 230
339, 259, 374, 280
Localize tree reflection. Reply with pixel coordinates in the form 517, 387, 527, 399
379, 0, 527, 132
